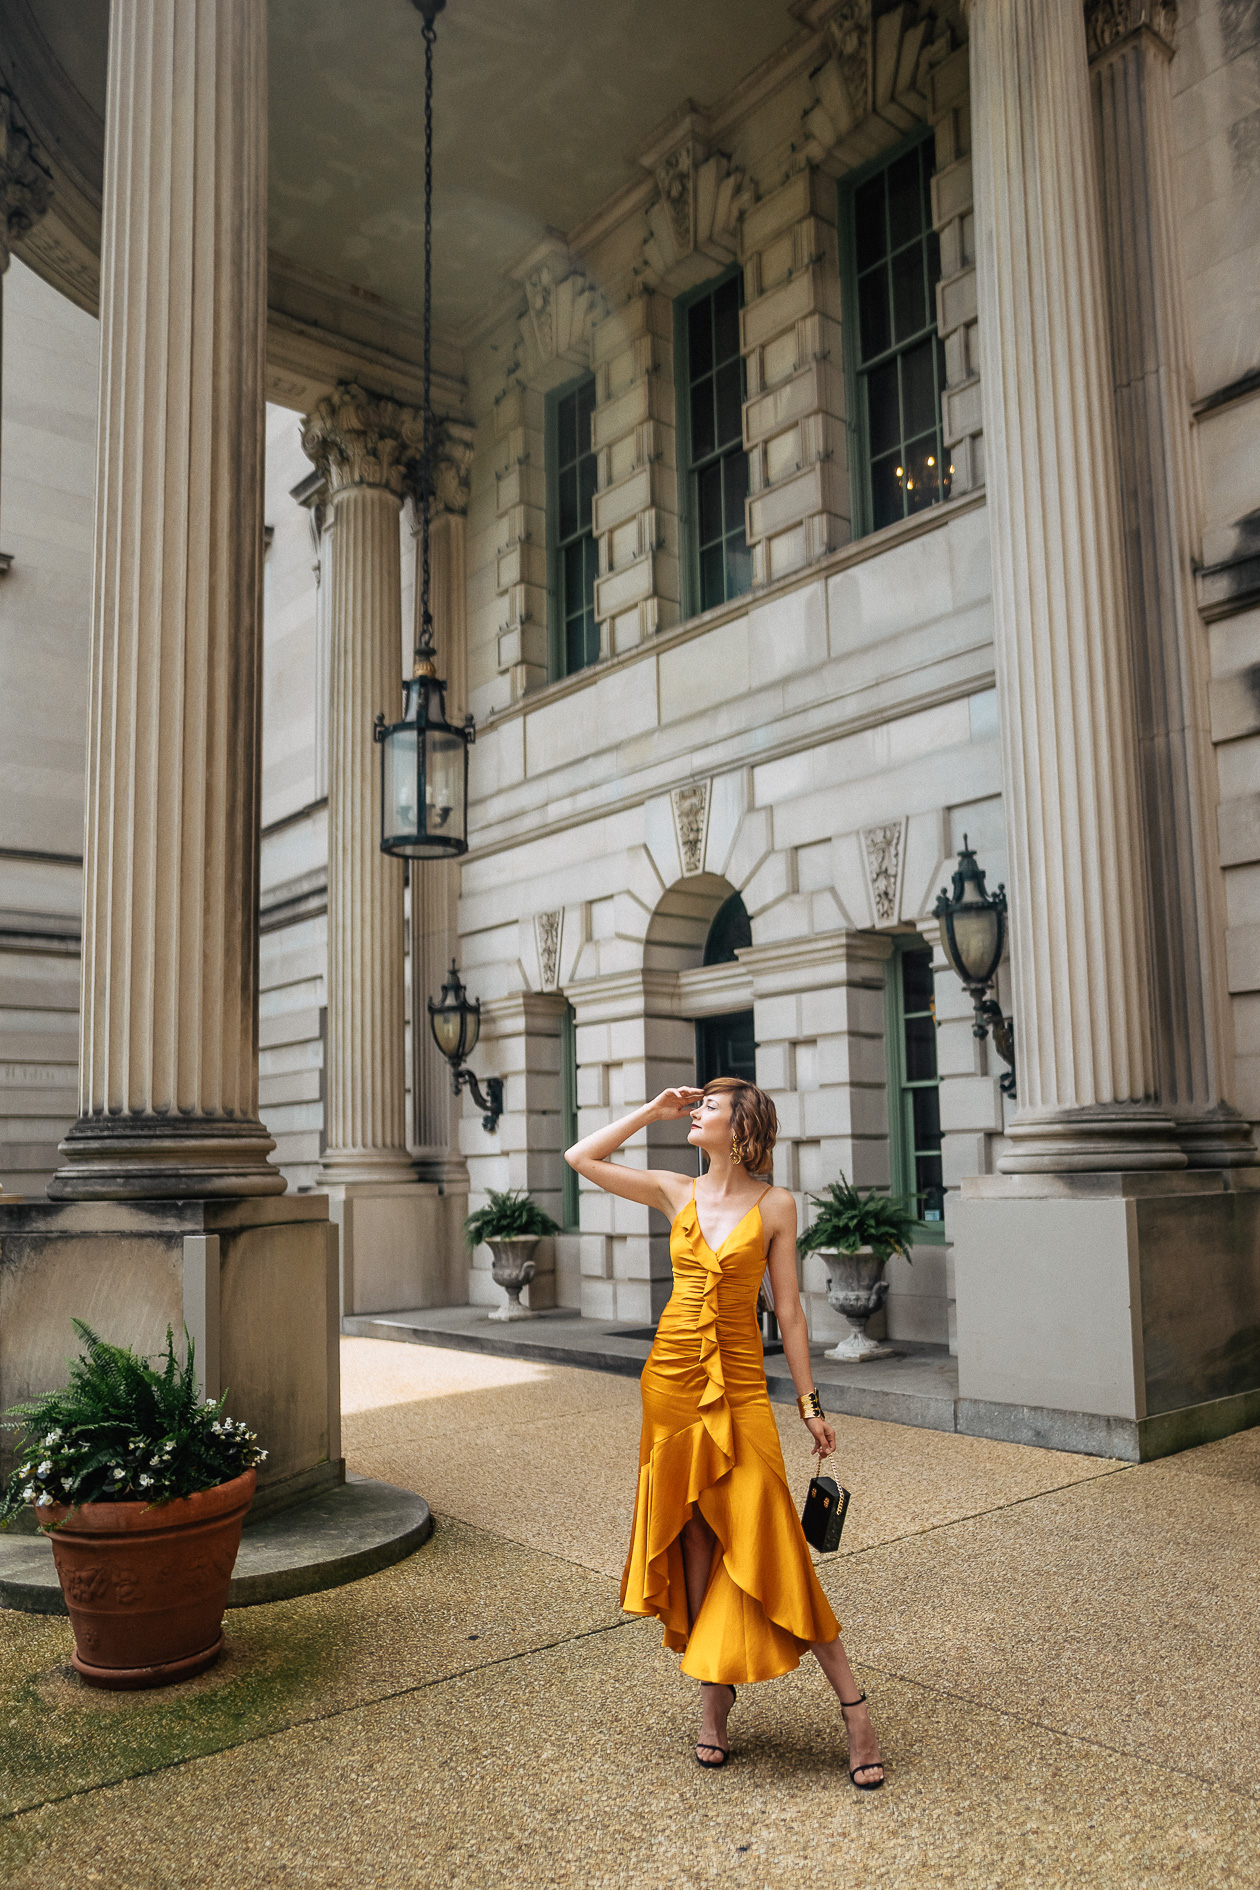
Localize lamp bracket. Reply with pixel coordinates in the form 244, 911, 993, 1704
451, 1064, 504, 1135
970, 991, 1017, 1100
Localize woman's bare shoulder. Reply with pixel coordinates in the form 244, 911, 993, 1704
758, 1184, 797, 1225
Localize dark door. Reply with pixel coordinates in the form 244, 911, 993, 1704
696, 1009, 757, 1086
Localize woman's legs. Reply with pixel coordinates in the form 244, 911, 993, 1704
811, 1635, 884, 1784
680, 1511, 733, 1757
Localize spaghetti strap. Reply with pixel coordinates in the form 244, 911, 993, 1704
753, 1183, 773, 1208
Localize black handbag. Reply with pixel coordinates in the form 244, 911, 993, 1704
802, 1470, 850, 1553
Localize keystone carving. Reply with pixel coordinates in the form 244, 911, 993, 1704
643, 145, 753, 284
0, 87, 53, 274
301, 383, 426, 498
535, 910, 562, 990
862, 820, 905, 925
672, 781, 711, 877
802, 1, 953, 168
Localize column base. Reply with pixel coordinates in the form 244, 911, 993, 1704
998, 1104, 1186, 1173
49, 1117, 285, 1199
1174, 1105, 1259, 1169
0, 1196, 340, 1492
324, 1181, 465, 1316
953, 1167, 1260, 1460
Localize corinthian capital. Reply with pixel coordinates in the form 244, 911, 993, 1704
0, 87, 53, 274
301, 382, 426, 498
1084, 0, 1177, 60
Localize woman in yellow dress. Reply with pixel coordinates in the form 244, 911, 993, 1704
565, 1076, 884, 1785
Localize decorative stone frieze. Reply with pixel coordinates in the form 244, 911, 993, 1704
590, 288, 681, 652
300, 384, 425, 499
740, 169, 849, 584
802, 0, 953, 171
0, 86, 52, 273
491, 380, 548, 697
1085, 0, 1176, 59
637, 106, 753, 293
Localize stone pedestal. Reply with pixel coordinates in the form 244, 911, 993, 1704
953, 1171, 1260, 1461
328, 1181, 464, 1318
0, 1196, 341, 1502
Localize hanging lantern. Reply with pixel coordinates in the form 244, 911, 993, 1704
933, 837, 1017, 1098
377, 0, 473, 860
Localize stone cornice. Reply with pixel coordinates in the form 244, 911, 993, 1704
300, 384, 426, 499
0, 82, 51, 272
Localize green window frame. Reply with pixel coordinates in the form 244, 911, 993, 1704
546, 373, 599, 678
840, 128, 950, 538
885, 936, 945, 1240
674, 267, 752, 617
560, 1000, 579, 1230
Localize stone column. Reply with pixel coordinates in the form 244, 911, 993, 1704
301, 384, 422, 1187
51, 0, 281, 1198
1088, 0, 1254, 1168
967, 0, 1180, 1173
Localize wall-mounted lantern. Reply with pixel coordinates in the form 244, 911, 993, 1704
933, 837, 1016, 1099
428, 960, 503, 1133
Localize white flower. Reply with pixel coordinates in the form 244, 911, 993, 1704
257, 1449, 269, 1462
111, 1468, 126, 1481
138, 1474, 153, 1488
36, 1460, 52, 1477
35, 1493, 53, 1507
19, 1463, 31, 1477
44, 1430, 62, 1445
21, 1483, 35, 1500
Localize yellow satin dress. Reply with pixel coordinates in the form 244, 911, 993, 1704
621, 1182, 840, 1683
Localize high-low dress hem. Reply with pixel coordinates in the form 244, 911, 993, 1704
619, 1190, 839, 1686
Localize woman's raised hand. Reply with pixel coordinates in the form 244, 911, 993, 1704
649, 1086, 704, 1120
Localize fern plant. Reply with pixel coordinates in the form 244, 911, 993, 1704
0, 1321, 267, 1531
797, 1175, 916, 1264
463, 1188, 560, 1250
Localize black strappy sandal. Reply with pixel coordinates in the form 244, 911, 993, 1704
839, 1693, 884, 1790
695, 1683, 737, 1768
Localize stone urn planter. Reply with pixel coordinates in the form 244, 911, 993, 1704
487, 1236, 540, 1322
44, 1467, 256, 1689
822, 1248, 895, 1361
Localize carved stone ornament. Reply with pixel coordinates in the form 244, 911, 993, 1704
300, 383, 426, 498
518, 262, 606, 374
643, 146, 753, 284
671, 780, 711, 878
862, 820, 906, 925
534, 910, 562, 991
0, 88, 53, 274
433, 421, 476, 516
1084, 0, 1176, 59
802, 1, 953, 169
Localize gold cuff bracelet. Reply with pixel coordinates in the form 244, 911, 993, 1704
797, 1388, 824, 1422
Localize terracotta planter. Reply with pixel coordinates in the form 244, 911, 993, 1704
43, 1467, 256, 1690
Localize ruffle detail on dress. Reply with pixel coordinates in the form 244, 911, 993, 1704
694, 1213, 734, 1463
620, 1414, 733, 1651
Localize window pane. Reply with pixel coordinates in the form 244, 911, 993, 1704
854, 173, 886, 271
870, 450, 903, 531
688, 297, 712, 381
557, 392, 576, 469
698, 460, 723, 545
582, 535, 598, 617
903, 1014, 938, 1083
858, 267, 891, 363
713, 276, 741, 364
565, 614, 586, 676
912, 1084, 942, 1150
903, 431, 941, 514
916, 1156, 945, 1222
578, 452, 597, 532
725, 535, 752, 601
901, 948, 934, 1009
901, 337, 938, 439
576, 376, 596, 450
887, 148, 923, 249
892, 243, 926, 342
699, 541, 724, 611
715, 359, 742, 450
867, 358, 899, 457
723, 445, 748, 537
558, 464, 577, 543
564, 540, 584, 616
691, 377, 715, 462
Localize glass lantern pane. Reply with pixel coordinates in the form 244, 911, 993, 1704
951, 906, 1002, 983
385, 728, 420, 843
431, 1007, 464, 1058
423, 729, 466, 845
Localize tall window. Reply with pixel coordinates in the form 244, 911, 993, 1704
886, 939, 944, 1231
678, 271, 751, 614
560, 1000, 579, 1229
548, 375, 599, 677
844, 134, 950, 534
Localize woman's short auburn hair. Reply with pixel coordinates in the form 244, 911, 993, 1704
701, 1077, 778, 1178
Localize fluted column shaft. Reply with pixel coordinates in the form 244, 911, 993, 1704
52, 0, 280, 1198
1088, 4, 1254, 1166
302, 385, 423, 1184
968, 0, 1182, 1171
